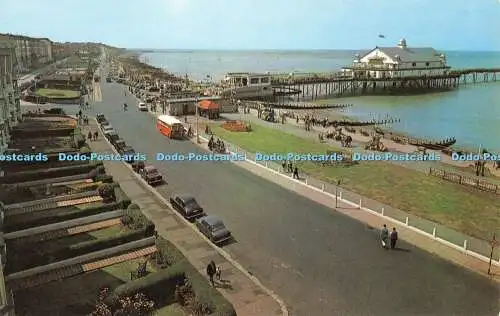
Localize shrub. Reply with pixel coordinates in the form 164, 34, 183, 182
154, 238, 186, 267
90, 288, 155, 316
43, 108, 65, 115
114, 186, 131, 209
80, 146, 91, 153
98, 183, 116, 202
122, 204, 155, 235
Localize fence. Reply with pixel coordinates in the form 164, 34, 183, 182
429, 168, 499, 195
206, 136, 500, 264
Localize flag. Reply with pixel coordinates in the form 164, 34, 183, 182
378, 34, 385, 38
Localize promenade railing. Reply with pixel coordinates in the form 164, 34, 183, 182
201, 132, 500, 264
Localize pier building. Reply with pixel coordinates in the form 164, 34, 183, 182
342, 39, 450, 79
221, 72, 274, 100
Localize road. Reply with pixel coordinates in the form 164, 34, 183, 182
91, 74, 499, 316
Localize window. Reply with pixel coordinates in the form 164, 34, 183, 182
425, 62, 430, 67
260, 77, 269, 83
412, 62, 416, 67
250, 78, 259, 84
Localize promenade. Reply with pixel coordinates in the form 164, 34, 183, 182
88, 69, 500, 316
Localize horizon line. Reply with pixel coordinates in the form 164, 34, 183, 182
127, 48, 500, 53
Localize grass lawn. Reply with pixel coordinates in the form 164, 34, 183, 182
102, 257, 157, 282
36, 88, 80, 99
210, 123, 500, 241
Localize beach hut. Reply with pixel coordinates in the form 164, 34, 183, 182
198, 100, 220, 119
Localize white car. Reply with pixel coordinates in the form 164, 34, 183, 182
138, 102, 148, 111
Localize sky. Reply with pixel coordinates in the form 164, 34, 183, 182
1, 0, 499, 51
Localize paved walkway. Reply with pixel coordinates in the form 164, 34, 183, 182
84, 120, 285, 316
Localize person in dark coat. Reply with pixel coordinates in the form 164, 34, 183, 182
206, 260, 217, 286
390, 227, 398, 249
381, 224, 389, 249
293, 166, 299, 179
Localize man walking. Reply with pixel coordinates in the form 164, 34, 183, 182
293, 166, 299, 179
381, 224, 389, 249
390, 227, 398, 249
206, 260, 217, 286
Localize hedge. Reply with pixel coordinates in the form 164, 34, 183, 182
114, 186, 131, 209
50, 227, 153, 261
3, 203, 120, 232
0, 163, 103, 184
104, 262, 186, 308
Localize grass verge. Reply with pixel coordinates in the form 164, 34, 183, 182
36, 88, 80, 99
210, 123, 500, 241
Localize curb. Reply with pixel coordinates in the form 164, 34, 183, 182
93, 117, 290, 316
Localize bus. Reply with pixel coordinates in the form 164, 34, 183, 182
157, 115, 184, 139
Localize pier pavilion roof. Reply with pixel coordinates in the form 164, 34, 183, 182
361, 46, 444, 63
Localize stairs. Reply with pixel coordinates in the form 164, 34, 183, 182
82, 246, 157, 272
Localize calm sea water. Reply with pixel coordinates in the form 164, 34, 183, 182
141, 50, 500, 150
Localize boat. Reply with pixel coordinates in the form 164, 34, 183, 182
408, 137, 456, 150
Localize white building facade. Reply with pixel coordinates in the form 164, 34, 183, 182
342, 39, 450, 79
0, 43, 21, 155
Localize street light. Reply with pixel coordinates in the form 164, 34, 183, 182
335, 178, 342, 208
195, 97, 200, 143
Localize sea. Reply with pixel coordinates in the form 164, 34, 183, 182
140, 50, 500, 150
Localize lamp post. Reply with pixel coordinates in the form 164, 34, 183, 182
335, 178, 342, 208
195, 97, 200, 143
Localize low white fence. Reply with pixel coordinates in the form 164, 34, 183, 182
202, 137, 500, 267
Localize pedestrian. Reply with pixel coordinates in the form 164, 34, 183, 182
281, 160, 286, 172
390, 227, 398, 249
293, 166, 299, 179
215, 266, 222, 281
381, 224, 389, 249
206, 260, 216, 286
88, 131, 92, 142
287, 160, 293, 173
93, 131, 98, 141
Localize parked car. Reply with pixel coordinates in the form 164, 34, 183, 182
96, 114, 106, 123
140, 165, 163, 185
138, 102, 148, 111
119, 146, 136, 163
113, 139, 126, 151
99, 119, 110, 127
195, 215, 231, 245
170, 195, 205, 220
106, 77, 112, 83
105, 131, 119, 143
132, 161, 145, 172
101, 124, 114, 133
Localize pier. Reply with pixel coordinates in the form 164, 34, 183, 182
269, 67, 499, 101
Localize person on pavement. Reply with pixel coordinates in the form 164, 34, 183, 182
207, 260, 217, 287
390, 227, 398, 249
381, 224, 389, 249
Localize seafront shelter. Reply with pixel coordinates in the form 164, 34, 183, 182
198, 100, 220, 119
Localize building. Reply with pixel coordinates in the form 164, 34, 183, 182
221, 72, 274, 100
0, 43, 21, 154
0, 34, 53, 72
342, 39, 450, 79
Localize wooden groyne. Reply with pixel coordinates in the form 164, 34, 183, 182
269, 68, 500, 101
251, 102, 353, 110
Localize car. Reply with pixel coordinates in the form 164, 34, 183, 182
140, 165, 163, 185
105, 131, 119, 143
170, 195, 205, 221
96, 114, 106, 123
113, 139, 126, 151
138, 102, 148, 111
119, 146, 136, 163
195, 215, 231, 245
106, 77, 112, 82
101, 124, 114, 133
